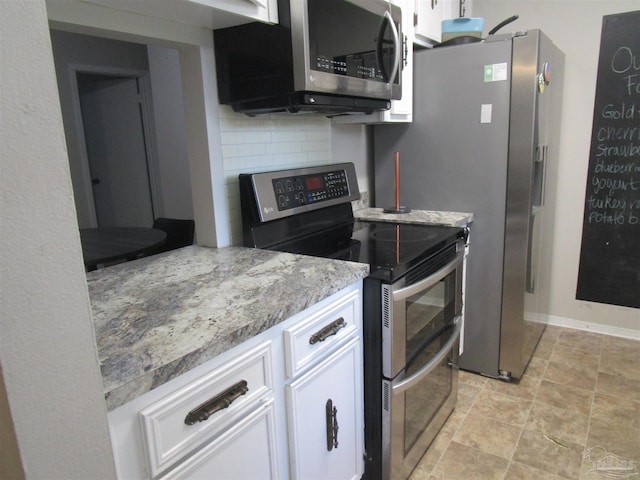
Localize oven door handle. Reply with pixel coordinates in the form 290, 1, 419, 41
391, 316, 462, 394
391, 243, 464, 302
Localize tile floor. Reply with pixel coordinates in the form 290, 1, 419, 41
409, 325, 640, 480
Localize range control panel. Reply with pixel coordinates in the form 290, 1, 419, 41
272, 169, 350, 211
243, 163, 360, 223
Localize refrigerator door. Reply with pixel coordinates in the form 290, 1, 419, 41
502, 30, 563, 377
374, 38, 513, 377
499, 31, 541, 379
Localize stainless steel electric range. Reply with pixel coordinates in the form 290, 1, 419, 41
239, 163, 466, 479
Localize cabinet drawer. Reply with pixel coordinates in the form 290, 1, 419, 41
284, 289, 360, 378
161, 398, 279, 479
140, 341, 273, 477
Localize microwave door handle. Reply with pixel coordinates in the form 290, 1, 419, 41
391, 316, 462, 394
386, 11, 400, 84
391, 246, 464, 302
377, 11, 400, 84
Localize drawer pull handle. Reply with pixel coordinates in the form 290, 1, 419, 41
309, 318, 346, 345
184, 380, 248, 425
326, 399, 339, 451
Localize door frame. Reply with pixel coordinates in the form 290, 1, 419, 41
68, 63, 163, 227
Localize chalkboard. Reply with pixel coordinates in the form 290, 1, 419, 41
576, 10, 640, 309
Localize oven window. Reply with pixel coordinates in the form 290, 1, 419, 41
404, 273, 456, 368
404, 329, 456, 454
402, 270, 457, 453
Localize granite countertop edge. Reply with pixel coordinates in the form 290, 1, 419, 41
354, 207, 474, 227
87, 246, 369, 411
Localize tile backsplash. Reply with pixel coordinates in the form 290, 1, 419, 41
218, 106, 334, 245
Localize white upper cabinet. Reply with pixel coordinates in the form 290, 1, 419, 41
79, 0, 278, 29
414, 0, 463, 46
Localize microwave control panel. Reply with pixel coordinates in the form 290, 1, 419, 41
244, 163, 360, 223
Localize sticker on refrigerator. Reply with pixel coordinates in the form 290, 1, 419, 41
484, 63, 508, 82
480, 104, 492, 124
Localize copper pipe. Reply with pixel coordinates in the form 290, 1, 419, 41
394, 151, 400, 211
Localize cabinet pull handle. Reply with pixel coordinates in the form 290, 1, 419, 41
326, 399, 339, 451
184, 380, 248, 425
309, 318, 346, 345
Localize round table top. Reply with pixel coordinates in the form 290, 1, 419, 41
80, 227, 167, 269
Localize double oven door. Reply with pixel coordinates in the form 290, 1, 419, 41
381, 239, 464, 479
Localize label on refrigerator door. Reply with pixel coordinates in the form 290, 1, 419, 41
480, 104, 492, 124
484, 63, 508, 82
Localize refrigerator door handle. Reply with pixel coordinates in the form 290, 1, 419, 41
539, 145, 548, 207
526, 213, 536, 294
532, 144, 547, 208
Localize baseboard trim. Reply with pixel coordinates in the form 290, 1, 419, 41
526, 312, 640, 340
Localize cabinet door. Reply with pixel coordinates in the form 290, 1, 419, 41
161, 399, 279, 479
286, 337, 364, 480
79, 0, 277, 29
415, 0, 460, 45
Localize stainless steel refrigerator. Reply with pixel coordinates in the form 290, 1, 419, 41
373, 30, 564, 380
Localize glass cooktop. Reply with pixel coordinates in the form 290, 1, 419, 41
268, 220, 464, 282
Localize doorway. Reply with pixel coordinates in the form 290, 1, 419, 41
76, 71, 160, 227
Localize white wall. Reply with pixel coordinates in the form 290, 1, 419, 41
332, 123, 373, 203
218, 112, 376, 244
218, 107, 335, 244
0, 1, 116, 477
473, 0, 640, 336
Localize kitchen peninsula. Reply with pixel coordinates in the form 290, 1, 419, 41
88, 245, 369, 478
88, 245, 369, 409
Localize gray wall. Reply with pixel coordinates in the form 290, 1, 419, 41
148, 45, 194, 221
50, 30, 194, 228
50, 30, 150, 227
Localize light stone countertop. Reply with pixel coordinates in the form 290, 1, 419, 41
355, 207, 474, 227
87, 245, 369, 411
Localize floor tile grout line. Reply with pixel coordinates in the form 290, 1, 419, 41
580, 332, 605, 480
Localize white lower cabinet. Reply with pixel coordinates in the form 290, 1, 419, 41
108, 282, 363, 479
162, 399, 279, 479
286, 337, 363, 480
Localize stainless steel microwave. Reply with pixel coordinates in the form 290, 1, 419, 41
214, 0, 403, 115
